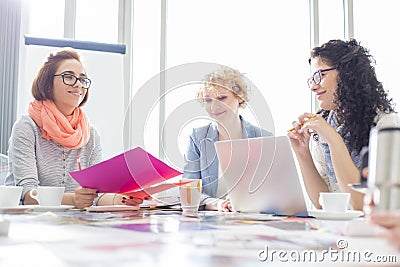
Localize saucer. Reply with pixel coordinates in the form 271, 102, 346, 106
27, 205, 74, 212
309, 210, 364, 220
348, 183, 368, 194
0, 206, 33, 214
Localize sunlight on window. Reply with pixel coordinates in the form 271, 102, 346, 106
166, 0, 311, 138
131, 1, 162, 157
353, 0, 400, 109
75, 0, 119, 43
27, 0, 64, 38
318, 0, 344, 44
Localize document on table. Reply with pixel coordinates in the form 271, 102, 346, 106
70, 147, 182, 193
124, 180, 191, 199
85, 205, 140, 212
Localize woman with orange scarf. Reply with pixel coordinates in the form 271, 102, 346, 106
5, 49, 142, 209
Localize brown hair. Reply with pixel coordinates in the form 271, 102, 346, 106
31, 48, 89, 106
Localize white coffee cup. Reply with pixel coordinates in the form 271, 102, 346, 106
319, 192, 350, 213
0, 186, 23, 207
29, 186, 65, 206
179, 179, 202, 213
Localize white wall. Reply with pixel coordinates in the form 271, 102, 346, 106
18, 45, 125, 160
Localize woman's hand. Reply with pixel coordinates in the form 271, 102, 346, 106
370, 211, 400, 251
74, 187, 98, 209
113, 194, 143, 206
298, 113, 338, 145
217, 198, 233, 212
287, 113, 316, 156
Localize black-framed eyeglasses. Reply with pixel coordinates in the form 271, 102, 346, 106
54, 73, 91, 89
307, 67, 336, 88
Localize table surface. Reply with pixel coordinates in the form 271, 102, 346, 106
0, 207, 399, 267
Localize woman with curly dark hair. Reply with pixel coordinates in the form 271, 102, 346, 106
288, 39, 400, 211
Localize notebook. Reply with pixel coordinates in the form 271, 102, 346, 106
214, 135, 308, 215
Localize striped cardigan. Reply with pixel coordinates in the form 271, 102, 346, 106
5, 115, 102, 201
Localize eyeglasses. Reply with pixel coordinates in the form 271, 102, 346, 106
54, 73, 91, 89
307, 67, 336, 88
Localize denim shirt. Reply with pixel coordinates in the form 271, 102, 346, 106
182, 115, 272, 199
319, 111, 361, 183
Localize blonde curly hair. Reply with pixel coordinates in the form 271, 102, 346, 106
196, 66, 249, 108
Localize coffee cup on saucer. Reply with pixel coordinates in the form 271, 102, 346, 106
319, 192, 350, 213
29, 186, 65, 206
0, 186, 23, 207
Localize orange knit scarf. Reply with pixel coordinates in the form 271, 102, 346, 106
28, 99, 90, 149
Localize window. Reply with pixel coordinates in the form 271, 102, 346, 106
27, 0, 64, 38
353, 0, 400, 108
130, 1, 162, 157
166, 0, 311, 154
318, 0, 344, 44
75, 0, 119, 43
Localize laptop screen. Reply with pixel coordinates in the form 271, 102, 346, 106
214, 135, 308, 215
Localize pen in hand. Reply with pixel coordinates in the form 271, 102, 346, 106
76, 156, 82, 171
287, 115, 317, 132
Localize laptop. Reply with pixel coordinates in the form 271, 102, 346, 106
214, 135, 308, 216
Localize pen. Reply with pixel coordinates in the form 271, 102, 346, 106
76, 156, 82, 171
287, 115, 317, 132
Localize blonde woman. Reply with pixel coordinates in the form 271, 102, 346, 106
183, 67, 272, 211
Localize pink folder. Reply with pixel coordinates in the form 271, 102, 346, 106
70, 147, 182, 193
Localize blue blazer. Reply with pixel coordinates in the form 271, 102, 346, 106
183, 116, 272, 199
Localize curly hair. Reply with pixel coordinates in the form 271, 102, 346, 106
310, 39, 395, 152
196, 66, 249, 108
